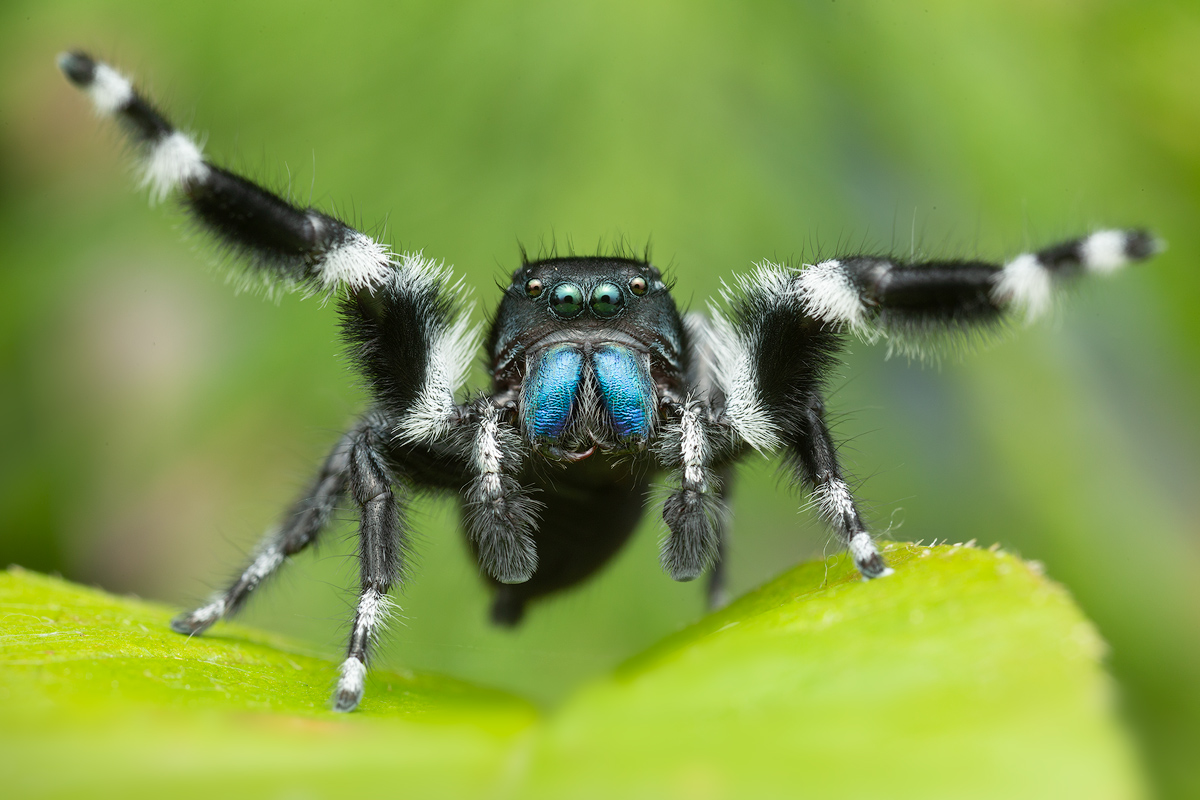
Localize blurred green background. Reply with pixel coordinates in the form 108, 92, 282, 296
1, 0, 1197, 795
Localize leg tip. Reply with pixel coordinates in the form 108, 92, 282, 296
1126, 229, 1165, 260
660, 529, 718, 582
849, 532, 892, 579
169, 601, 223, 636
489, 588, 526, 627
332, 687, 363, 713
57, 51, 96, 86
482, 539, 537, 585
669, 565, 703, 582
706, 587, 731, 611
333, 657, 367, 713
494, 567, 535, 585
863, 565, 895, 580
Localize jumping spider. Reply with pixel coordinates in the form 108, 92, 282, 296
58, 51, 1160, 712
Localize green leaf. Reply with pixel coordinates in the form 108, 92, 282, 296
0, 544, 1145, 799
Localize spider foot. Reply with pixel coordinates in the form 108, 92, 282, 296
333, 657, 366, 713
169, 599, 225, 636
850, 533, 893, 579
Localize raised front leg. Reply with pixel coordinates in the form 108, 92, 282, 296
696, 232, 1160, 579
58, 51, 395, 296
786, 230, 1160, 353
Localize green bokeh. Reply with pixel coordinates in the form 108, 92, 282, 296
1, 1, 1197, 796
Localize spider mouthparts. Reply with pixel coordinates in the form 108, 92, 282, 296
553, 445, 597, 462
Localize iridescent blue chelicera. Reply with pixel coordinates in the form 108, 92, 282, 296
592, 344, 655, 439
522, 344, 584, 438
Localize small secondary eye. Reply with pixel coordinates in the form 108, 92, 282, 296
590, 282, 625, 317
549, 282, 584, 318
629, 276, 648, 296
525, 278, 543, 298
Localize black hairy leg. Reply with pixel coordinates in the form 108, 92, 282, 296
56, 52, 394, 296
788, 395, 889, 578
334, 417, 409, 713
702, 262, 887, 576
789, 230, 1161, 349
59, 48, 485, 461
170, 430, 355, 636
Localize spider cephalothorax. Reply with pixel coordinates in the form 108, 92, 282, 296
59, 51, 1160, 712
489, 256, 682, 459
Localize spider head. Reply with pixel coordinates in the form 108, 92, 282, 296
486, 256, 687, 443
511, 256, 666, 322
488, 256, 682, 365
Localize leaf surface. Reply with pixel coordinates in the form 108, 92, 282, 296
0, 544, 1145, 799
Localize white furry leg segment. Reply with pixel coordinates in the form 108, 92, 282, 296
848, 532, 891, 578
705, 309, 781, 453
1078, 229, 1161, 274
791, 259, 874, 336
992, 252, 1055, 323
334, 586, 396, 712
463, 402, 539, 584
658, 401, 724, 582
391, 259, 481, 443
334, 656, 368, 713
170, 596, 227, 636
60, 53, 133, 114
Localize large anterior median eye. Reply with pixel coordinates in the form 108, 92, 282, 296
589, 282, 625, 317
549, 282, 584, 318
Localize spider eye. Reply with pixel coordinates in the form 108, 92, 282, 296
549, 282, 584, 318
629, 276, 648, 296
590, 282, 625, 317
524, 278, 543, 298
